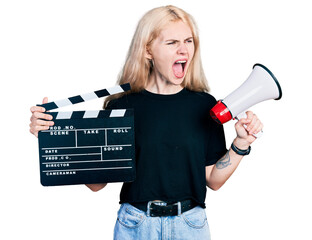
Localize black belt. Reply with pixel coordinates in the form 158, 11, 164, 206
131, 200, 198, 217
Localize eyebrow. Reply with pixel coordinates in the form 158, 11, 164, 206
165, 37, 193, 42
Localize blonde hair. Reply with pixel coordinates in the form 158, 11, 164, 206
104, 5, 209, 108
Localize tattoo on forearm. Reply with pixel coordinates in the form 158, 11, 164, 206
216, 151, 231, 169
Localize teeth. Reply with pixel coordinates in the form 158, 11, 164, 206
176, 60, 187, 64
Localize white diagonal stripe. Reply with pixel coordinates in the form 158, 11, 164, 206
81, 92, 98, 101
107, 86, 124, 95
109, 109, 126, 117
55, 99, 72, 108
83, 110, 100, 118
56, 111, 73, 119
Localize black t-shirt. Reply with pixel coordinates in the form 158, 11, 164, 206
106, 88, 227, 208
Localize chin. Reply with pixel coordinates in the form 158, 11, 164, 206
172, 73, 187, 85
170, 78, 184, 86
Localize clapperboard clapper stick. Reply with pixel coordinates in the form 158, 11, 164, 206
37, 83, 136, 186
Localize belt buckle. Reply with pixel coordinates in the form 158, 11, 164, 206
152, 200, 167, 207
147, 200, 182, 217
147, 200, 166, 217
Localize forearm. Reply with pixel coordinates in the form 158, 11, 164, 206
85, 183, 107, 192
206, 111, 263, 190
206, 138, 249, 190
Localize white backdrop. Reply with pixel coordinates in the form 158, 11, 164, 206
1, 0, 311, 239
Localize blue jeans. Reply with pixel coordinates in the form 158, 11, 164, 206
113, 203, 211, 240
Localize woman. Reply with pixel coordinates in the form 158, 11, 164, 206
30, 5, 263, 239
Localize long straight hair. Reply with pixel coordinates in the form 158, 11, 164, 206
104, 5, 209, 108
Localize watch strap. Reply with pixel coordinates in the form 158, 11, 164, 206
231, 142, 251, 156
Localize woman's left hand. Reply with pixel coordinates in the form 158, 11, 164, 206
234, 111, 263, 148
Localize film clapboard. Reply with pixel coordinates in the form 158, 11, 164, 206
37, 84, 135, 186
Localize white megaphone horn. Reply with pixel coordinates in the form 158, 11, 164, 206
210, 63, 282, 137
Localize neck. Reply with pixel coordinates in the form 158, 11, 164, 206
146, 72, 183, 95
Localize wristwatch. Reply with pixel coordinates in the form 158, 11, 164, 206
231, 142, 251, 156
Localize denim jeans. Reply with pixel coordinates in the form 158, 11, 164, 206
113, 203, 211, 240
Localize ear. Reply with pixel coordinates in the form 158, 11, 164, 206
145, 46, 153, 60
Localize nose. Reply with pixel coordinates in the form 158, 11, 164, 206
177, 43, 188, 55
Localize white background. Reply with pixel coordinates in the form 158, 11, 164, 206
1, 0, 311, 239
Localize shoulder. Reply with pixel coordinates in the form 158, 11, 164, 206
185, 89, 218, 109
105, 91, 143, 109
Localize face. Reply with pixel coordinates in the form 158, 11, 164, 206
147, 21, 195, 87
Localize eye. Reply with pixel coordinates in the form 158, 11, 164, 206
167, 41, 177, 45
186, 39, 193, 44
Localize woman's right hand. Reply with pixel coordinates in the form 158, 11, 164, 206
29, 97, 54, 137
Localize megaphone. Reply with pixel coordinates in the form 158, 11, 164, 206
210, 63, 282, 136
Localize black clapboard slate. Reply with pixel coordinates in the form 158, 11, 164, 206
38, 109, 135, 186
37, 83, 135, 186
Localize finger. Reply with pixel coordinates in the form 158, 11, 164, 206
247, 114, 264, 135
33, 111, 53, 121
33, 119, 54, 127
30, 97, 48, 113
29, 128, 38, 138
42, 97, 48, 104
245, 113, 257, 132
31, 125, 50, 133
238, 118, 251, 125
253, 122, 264, 135
248, 119, 261, 135
30, 125, 50, 138
30, 105, 46, 113
245, 111, 254, 121
235, 120, 249, 138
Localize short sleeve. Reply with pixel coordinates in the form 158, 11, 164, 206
205, 120, 228, 166
204, 99, 228, 166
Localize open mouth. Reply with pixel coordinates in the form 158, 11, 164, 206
172, 59, 187, 78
